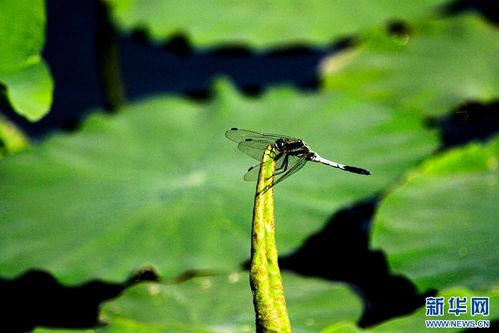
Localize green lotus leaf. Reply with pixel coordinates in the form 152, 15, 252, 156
33, 287, 497, 333
0, 80, 438, 283
0, 0, 53, 121
34, 273, 362, 333
98, 273, 361, 333
372, 136, 499, 291
322, 15, 499, 116
105, 0, 448, 48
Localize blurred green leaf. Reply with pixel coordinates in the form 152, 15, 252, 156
32, 327, 95, 333
0, 115, 30, 157
322, 15, 499, 116
32, 327, 92, 333
372, 136, 499, 291
0, 81, 437, 283
0, 0, 53, 121
98, 273, 362, 333
322, 287, 499, 333
105, 0, 448, 48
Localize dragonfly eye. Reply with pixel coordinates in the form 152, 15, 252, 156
275, 139, 286, 150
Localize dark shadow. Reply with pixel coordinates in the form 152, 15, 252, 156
386, 20, 412, 38
277, 196, 434, 327
117, 33, 329, 102
443, 0, 499, 24
0, 268, 159, 333
427, 101, 499, 150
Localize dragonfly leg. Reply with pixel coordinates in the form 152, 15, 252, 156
275, 155, 289, 175
267, 154, 289, 179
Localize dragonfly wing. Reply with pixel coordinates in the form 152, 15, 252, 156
237, 139, 275, 161
225, 128, 295, 143
226, 128, 265, 143
243, 152, 286, 181
244, 155, 306, 186
227, 128, 305, 188
273, 155, 307, 187
243, 163, 262, 181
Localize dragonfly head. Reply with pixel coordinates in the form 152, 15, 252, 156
274, 138, 287, 151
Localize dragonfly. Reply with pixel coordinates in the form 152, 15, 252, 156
225, 128, 370, 190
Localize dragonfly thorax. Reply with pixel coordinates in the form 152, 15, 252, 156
274, 138, 307, 153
